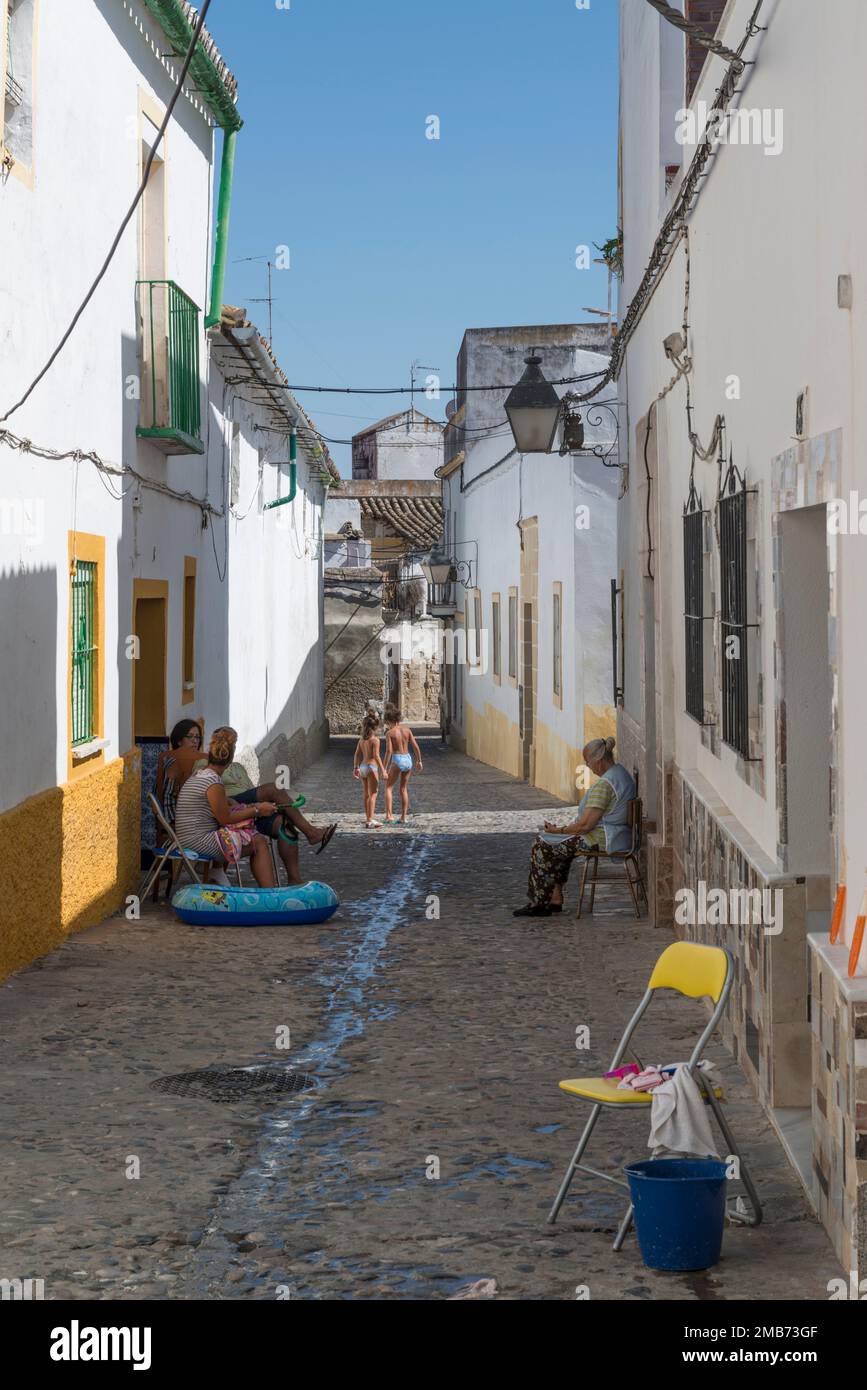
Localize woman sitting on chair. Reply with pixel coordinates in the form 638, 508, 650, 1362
174, 727, 277, 887
513, 737, 636, 918
154, 719, 205, 824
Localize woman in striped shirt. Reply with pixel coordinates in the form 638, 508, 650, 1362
513, 737, 636, 917
174, 726, 277, 887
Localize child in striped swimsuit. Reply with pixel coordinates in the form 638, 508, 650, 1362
353, 714, 387, 828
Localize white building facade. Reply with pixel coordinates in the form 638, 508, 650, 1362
617, 0, 867, 1272
0, 0, 333, 977
441, 325, 618, 802
351, 408, 444, 482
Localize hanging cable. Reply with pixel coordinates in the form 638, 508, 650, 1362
644, 0, 749, 69
0, 425, 223, 522
0, 0, 213, 423
569, 1, 767, 410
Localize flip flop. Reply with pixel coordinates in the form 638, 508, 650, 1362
315, 823, 337, 855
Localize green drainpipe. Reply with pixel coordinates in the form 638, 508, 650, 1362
141, 0, 243, 330
206, 127, 238, 328
264, 430, 298, 511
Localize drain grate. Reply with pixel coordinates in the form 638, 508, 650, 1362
150, 1066, 317, 1104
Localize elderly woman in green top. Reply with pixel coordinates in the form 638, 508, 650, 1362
513, 737, 636, 918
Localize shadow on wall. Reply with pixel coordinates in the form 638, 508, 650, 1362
253, 642, 329, 791
0, 564, 62, 974
0, 566, 140, 977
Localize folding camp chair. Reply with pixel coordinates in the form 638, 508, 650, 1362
575, 797, 648, 919
547, 942, 762, 1246
138, 793, 241, 901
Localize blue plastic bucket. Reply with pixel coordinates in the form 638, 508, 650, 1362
624, 1158, 728, 1271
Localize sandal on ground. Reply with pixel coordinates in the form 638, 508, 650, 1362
366, 820, 383, 829
513, 903, 553, 918
315, 823, 337, 855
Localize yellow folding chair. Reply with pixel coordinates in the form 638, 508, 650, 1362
547, 942, 762, 1246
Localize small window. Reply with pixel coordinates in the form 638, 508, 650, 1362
719, 462, 755, 757
508, 589, 518, 680
471, 590, 482, 666
492, 595, 501, 679
683, 485, 706, 722
183, 557, 196, 704
71, 560, 98, 747
552, 584, 563, 703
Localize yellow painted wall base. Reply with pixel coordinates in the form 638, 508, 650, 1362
465, 702, 521, 779
464, 699, 617, 803
533, 721, 581, 804
534, 705, 617, 803
0, 751, 141, 980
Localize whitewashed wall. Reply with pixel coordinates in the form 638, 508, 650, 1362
447, 329, 617, 797
618, 0, 867, 943
0, 0, 325, 812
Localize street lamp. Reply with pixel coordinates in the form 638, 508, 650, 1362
419, 548, 455, 587
504, 352, 562, 455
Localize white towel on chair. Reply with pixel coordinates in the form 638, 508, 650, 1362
648, 1065, 719, 1158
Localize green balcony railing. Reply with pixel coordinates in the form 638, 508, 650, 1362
136, 279, 204, 454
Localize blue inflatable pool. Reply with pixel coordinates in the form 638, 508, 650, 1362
172, 880, 340, 926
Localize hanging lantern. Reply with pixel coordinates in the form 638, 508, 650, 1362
504, 353, 562, 455
419, 548, 454, 587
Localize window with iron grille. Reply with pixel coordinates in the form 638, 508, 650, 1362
71, 560, 97, 746
719, 462, 753, 757
683, 482, 706, 722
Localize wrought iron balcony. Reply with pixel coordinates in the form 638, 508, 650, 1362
136, 280, 204, 454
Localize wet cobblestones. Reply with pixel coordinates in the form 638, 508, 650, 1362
0, 736, 841, 1299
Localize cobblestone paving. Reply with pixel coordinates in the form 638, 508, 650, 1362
0, 736, 841, 1300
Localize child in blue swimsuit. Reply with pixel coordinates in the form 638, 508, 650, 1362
384, 705, 423, 823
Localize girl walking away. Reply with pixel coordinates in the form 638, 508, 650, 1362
384, 705, 423, 823
353, 713, 387, 828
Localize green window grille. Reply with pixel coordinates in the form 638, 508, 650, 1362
71, 560, 97, 746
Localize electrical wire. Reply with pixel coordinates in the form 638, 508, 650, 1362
644, 0, 749, 69
0, 425, 224, 520
278, 367, 611, 396
1, 0, 213, 424
570, 0, 767, 411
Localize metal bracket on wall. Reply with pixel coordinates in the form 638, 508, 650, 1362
611, 578, 625, 706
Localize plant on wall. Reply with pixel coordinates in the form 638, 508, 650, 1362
594, 232, 623, 280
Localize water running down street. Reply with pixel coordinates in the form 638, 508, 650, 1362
0, 737, 839, 1299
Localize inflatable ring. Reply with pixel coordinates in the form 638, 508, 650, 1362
172, 880, 339, 926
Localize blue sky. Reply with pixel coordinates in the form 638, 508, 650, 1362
211, 0, 619, 474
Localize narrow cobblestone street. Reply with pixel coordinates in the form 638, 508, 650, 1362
0, 736, 840, 1300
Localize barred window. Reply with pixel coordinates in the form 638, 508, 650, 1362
683, 484, 706, 723
71, 560, 98, 747
719, 463, 753, 757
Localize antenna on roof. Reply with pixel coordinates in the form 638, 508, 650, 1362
582, 257, 616, 337
409, 360, 439, 429
234, 254, 275, 346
